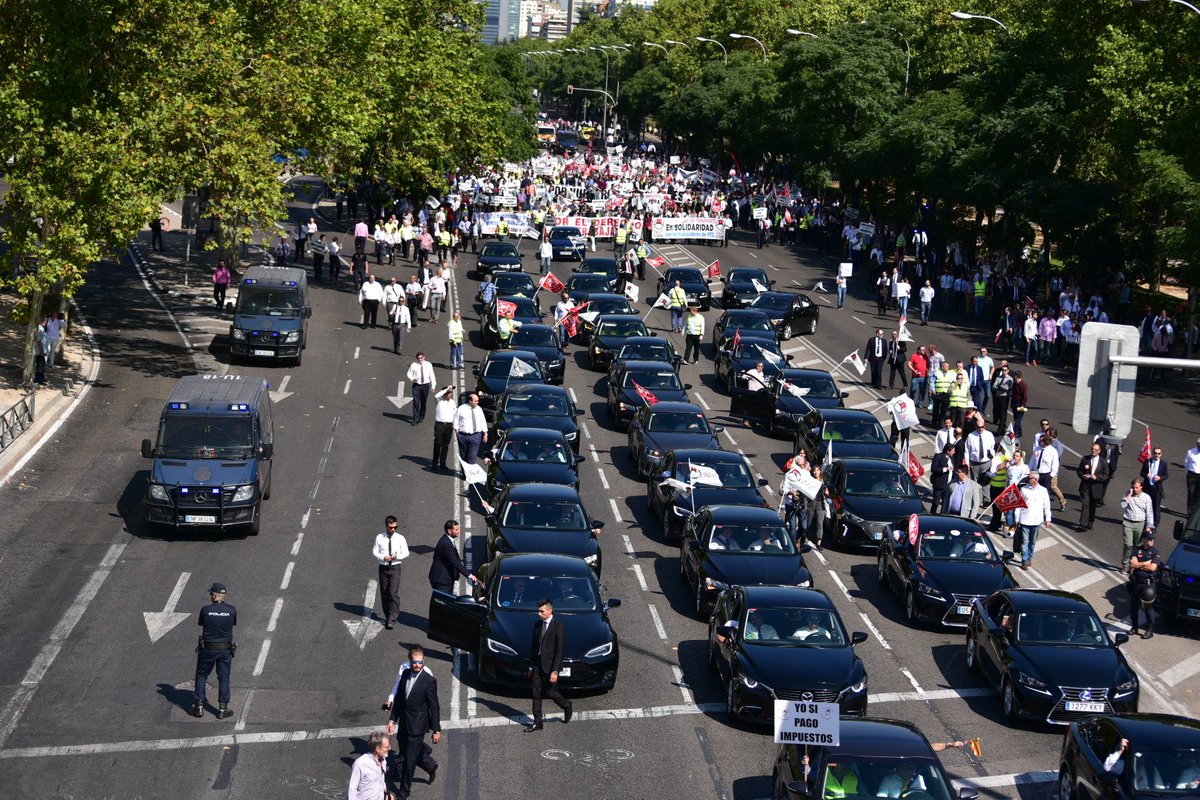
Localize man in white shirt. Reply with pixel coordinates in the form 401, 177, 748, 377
976, 348, 995, 415
1187, 436, 1200, 514
406, 353, 435, 425
347, 730, 391, 800
539, 237, 553, 275
389, 297, 411, 355
554, 292, 574, 350
1016, 472, 1052, 569
432, 386, 457, 470
358, 274, 385, 328
454, 393, 488, 465
964, 420, 996, 485
372, 515, 410, 630
405, 275, 423, 327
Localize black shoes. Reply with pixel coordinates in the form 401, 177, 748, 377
1142, 630, 1154, 640
564, 705, 573, 724
427, 764, 438, 785
385, 622, 393, 630
524, 722, 544, 733
218, 704, 234, 720
189, 702, 204, 718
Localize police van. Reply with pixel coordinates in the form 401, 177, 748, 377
229, 265, 310, 365
141, 375, 274, 536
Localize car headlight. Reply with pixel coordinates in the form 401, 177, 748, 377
584, 554, 599, 565
548, 360, 564, 369
148, 483, 170, 502
843, 678, 867, 695
704, 577, 729, 591
1014, 671, 1050, 693
585, 641, 614, 658
231, 328, 246, 341
284, 330, 301, 343
739, 673, 760, 690
1114, 677, 1139, 697
565, 432, 577, 441
232, 484, 255, 502
594, 346, 602, 355
916, 582, 945, 600
487, 638, 518, 656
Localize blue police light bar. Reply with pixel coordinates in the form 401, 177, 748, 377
229, 403, 250, 411
287, 280, 298, 286
168, 402, 189, 410
243, 278, 258, 284
181, 487, 188, 494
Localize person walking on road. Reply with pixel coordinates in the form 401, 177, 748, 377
386, 645, 442, 797
1077, 442, 1109, 531
684, 305, 704, 364
1127, 531, 1160, 639
347, 730, 391, 800
432, 386, 457, 471
359, 274, 385, 328
190, 582, 237, 719
525, 598, 572, 732
1119, 479, 1154, 573
406, 353, 435, 425
454, 393, 488, 465
945, 466, 983, 519
1187, 437, 1200, 514
1016, 472, 1053, 570
428, 520, 480, 592
864, 329, 886, 390
389, 297, 412, 355
212, 260, 231, 310
668, 280, 687, 334
929, 443, 955, 514
373, 515, 409, 631
1140, 447, 1168, 529
447, 311, 464, 369
886, 331, 907, 390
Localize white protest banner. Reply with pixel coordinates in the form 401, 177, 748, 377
845, 351, 867, 376
838, 262, 854, 278
844, 207, 860, 222
793, 469, 823, 501
652, 292, 672, 309
688, 462, 722, 487
752, 206, 768, 220
774, 700, 840, 746
459, 458, 488, 485
670, 155, 681, 165
478, 212, 533, 235
886, 394, 920, 431
650, 216, 725, 241
857, 222, 876, 238
701, 167, 720, 184
554, 215, 644, 240
898, 320, 914, 342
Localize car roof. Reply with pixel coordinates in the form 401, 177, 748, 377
780, 368, 835, 380
1106, 714, 1200, 746
704, 505, 787, 523
1005, 588, 1094, 613
618, 336, 668, 347
837, 458, 908, 472
785, 718, 936, 759
550, 226, 580, 234
504, 483, 583, 501
666, 266, 703, 276
728, 267, 767, 275
646, 401, 705, 414
668, 448, 745, 464
485, 349, 541, 362
581, 257, 617, 266
586, 293, 628, 303
502, 383, 567, 396
499, 427, 568, 442
742, 585, 834, 609
494, 552, 594, 577
913, 514, 987, 532
596, 314, 645, 325
482, 241, 517, 250
620, 360, 678, 373
569, 272, 609, 282
814, 409, 881, 422
753, 291, 801, 302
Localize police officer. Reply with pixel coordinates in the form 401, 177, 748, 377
190, 582, 237, 718
1128, 531, 1159, 640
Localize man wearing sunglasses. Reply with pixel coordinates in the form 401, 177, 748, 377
386, 644, 442, 797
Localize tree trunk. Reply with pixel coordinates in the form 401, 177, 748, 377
20, 287, 45, 389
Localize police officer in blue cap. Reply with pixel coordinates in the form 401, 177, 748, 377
190, 582, 237, 719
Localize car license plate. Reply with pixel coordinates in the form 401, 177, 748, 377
956, 605, 972, 616
1064, 701, 1105, 713
558, 667, 571, 677
1188, 608, 1200, 618
252, 349, 274, 357
184, 514, 217, 524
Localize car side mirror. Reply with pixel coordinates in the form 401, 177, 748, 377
1001, 550, 1014, 562
758, 478, 770, 487
713, 426, 725, 434
591, 520, 606, 531
1175, 520, 1184, 541
303, 307, 312, 318
958, 789, 979, 800
785, 354, 794, 362
472, 366, 480, 376
841, 391, 850, 398
141, 439, 154, 458
851, 631, 868, 645
1114, 632, 1129, 646
575, 408, 585, 416
684, 383, 693, 390
785, 780, 812, 799
717, 623, 736, 640
576, 454, 585, 464
259, 443, 273, 460
603, 598, 622, 611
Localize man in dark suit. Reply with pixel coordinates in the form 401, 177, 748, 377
886, 331, 908, 389
1140, 447, 1169, 529
929, 443, 955, 514
428, 520, 480, 593
863, 329, 886, 390
525, 598, 572, 732
1077, 442, 1110, 531
387, 645, 441, 798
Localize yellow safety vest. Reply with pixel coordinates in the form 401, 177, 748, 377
615, 227, 628, 244
973, 279, 987, 298
669, 287, 688, 309
438, 230, 451, 246
934, 370, 954, 395
636, 243, 648, 259
990, 459, 1009, 489
401, 224, 414, 241
686, 314, 705, 336
824, 770, 859, 799
498, 220, 509, 235
447, 319, 464, 344
949, 382, 971, 409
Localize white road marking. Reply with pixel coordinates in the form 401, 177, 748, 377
782, 345, 805, 354
234, 688, 255, 732
672, 665, 693, 703
647, 604, 668, 639
792, 359, 822, 368
748, 252, 758, 258
252, 640, 271, 677
900, 668, 924, 695
291, 530, 305, 554
827, 570, 853, 601
632, 564, 649, 591
463, 515, 471, 529
850, 400, 881, 410
868, 687, 993, 703
851, 316, 867, 325
693, 393, 710, 410
721, 429, 738, 447
343, 379, 351, 395
810, 547, 828, 565
266, 597, 284, 633
1059, 570, 1104, 594
622, 535, 635, 556
281, 563, 297, 593
582, 422, 593, 439
1161, 652, 1200, 687
768, 265, 780, 271
597, 468, 610, 490
309, 480, 320, 502
609, 497, 623, 522
354, 346, 360, 360
568, 387, 578, 403
858, 612, 892, 650
955, 772, 1056, 789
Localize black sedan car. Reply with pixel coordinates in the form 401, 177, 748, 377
564, 271, 617, 302
877, 514, 1018, 627
711, 309, 778, 351
473, 350, 547, 408
714, 336, 791, 394
746, 291, 820, 339
588, 314, 648, 370
1159, 510, 1200, 624
736, 368, 848, 436
485, 483, 605, 573
680, 505, 812, 617
966, 589, 1139, 725
721, 267, 773, 309
793, 408, 898, 465
492, 271, 539, 303
481, 297, 543, 348
608, 336, 682, 374
576, 293, 635, 343
548, 225, 587, 260
627, 401, 722, 478
508, 324, 566, 384
649, 449, 768, 541
428, 553, 620, 689
606, 360, 691, 429
1059, 713, 1200, 799
822, 458, 923, 548
710, 586, 868, 724
574, 256, 620, 285
491, 384, 582, 452
483, 427, 584, 500
772, 718, 972, 800
657, 266, 712, 311
475, 241, 524, 279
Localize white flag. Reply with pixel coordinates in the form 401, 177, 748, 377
660, 477, 693, 494
781, 380, 810, 398
653, 292, 672, 309
813, 281, 828, 293
845, 351, 867, 376
688, 462, 723, 487
624, 283, 640, 303
793, 469, 823, 500
579, 310, 600, 324
824, 439, 834, 467
751, 278, 770, 294
760, 348, 783, 367
459, 458, 488, 485
886, 393, 920, 431
509, 357, 538, 378
426, 195, 441, 209
898, 321, 914, 342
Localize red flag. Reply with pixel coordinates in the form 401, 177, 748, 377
540, 272, 565, 293
1023, 296, 1037, 310
648, 256, 666, 268
731, 327, 741, 351
906, 451, 925, 483
1137, 427, 1152, 464
706, 259, 721, 278
497, 299, 516, 319
994, 483, 1028, 513
558, 301, 588, 337
632, 380, 658, 406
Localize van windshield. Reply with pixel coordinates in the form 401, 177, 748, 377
158, 415, 255, 459
238, 287, 301, 317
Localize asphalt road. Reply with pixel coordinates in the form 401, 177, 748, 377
0, 190, 1196, 800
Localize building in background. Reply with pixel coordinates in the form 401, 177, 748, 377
486, 0, 660, 44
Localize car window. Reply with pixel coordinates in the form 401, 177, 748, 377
620, 343, 671, 361
500, 500, 588, 529
730, 316, 773, 332
498, 439, 570, 463
918, 528, 997, 561
591, 298, 631, 314
503, 393, 567, 416
647, 411, 710, 433
705, 524, 796, 554
511, 328, 557, 348
1130, 750, 1200, 792
823, 756, 954, 800
495, 274, 534, 290
673, 460, 753, 489
740, 606, 846, 646
569, 274, 609, 290
844, 470, 918, 498
1015, 611, 1107, 645
158, 415, 255, 459
598, 319, 645, 337
736, 341, 783, 359
823, 420, 887, 443
624, 370, 681, 390
784, 375, 838, 399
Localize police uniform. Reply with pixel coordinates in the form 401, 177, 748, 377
1128, 534, 1159, 638
191, 583, 237, 718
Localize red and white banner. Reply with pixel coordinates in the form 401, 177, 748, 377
553, 215, 644, 239
651, 216, 726, 241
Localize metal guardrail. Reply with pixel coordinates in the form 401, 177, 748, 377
0, 392, 35, 452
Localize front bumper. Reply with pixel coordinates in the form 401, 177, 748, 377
1157, 575, 1200, 622
480, 652, 619, 690
230, 340, 301, 358
145, 499, 258, 531
837, 518, 889, 548
590, 348, 615, 369
731, 683, 867, 724
909, 589, 983, 627
1010, 682, 1138, 725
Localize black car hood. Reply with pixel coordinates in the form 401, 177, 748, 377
673, 280, 708, 294
820, 441, 898, 461
490, 609, 611, 658
496, 415, 577, 438
778, 395, 838, 413
1017, 644, 1128, 688
480, 255, 521, 266
152, 459, 256, 487
645, 431, 719, 453
844, 494, 925, 523
232, 313, 300, 332
492, 461, 576, 488
725, 278, 758, 294
514, 344, 563, 364
617, 387, 689, 407
481, 375, 540, 396
919, 559, 1013, 597
595, 334, 640, 350
740, 643, 857, 690
706, 553, 810, 587
497, 528, 596, 557
673, 486, 764, 512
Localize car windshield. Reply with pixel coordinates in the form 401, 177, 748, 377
624, 370, 681, 390
668, 269, 704, 283
496, 574, 597, 612
589, 298, 631, 315
494, 274, 535, 292
1015, 610, 1108, 646
598, 319, 645, 337
918, 528, 997, 561
823, 420, 888, 443
740, 607, 846, 646
735, 341, 784, 360
483, 358, 543, 379
482, 244, 518, 258
503, 393, 567, 416
672, 460, 753, 489
511, 328, 558, 348
500, 500, 588, 530
552, 227, 582, 238
580, 260, 616, 274
730, 269, 768, 284
1130, 749, 1200, 793
820, 757, 954, 800
619, 343, 672, 361
729, 316, 773, 332
781, 375, 838, 399
647, 411, 710, 433
1178, 510, 1200, 546
498, 438, 570, 464
845, 469, 917, 498
157, 414, 255, 459
495, 299, 538, 319
568, 274, 609, 291
705, 524, 796, 554
749, 294, 796, 314
237, 287, 301, 317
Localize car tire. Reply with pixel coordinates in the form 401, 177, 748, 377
905, 588, 919, 625
708, 632, 719, 671
679, 545, 688, 580
725, 676, 737, 720
876, 552, 888, 587
694, 580, 706, 618
783, 323, 794, 340
248, 513, 261, 536
965, 630, 979, 671
1002, 677, 1020, 722
293, 351, 302, 367
808, 318, 818, 336
661, 503, 674, 542
1058, 767, 1076, 800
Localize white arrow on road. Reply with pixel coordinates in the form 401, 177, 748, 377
386, 381, 411, 410
343, 579, 384, 650
269, 375, 294, 403
143, 572, 192, 643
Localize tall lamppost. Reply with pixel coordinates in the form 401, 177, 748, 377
785, 28, 819, 38
588, 46, 612, 137
950, 10, 1012, 35
643, 41, 669, 54
664, 39, 691, 49
696, 36, 728, 63
729, 32, 768, 61
862, 21, 912, 96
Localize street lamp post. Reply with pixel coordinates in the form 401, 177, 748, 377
950, 10, 1012, 35
729, 32, 768, 61
642, 41, 669, 54
785, 28, 819, 38
588, 46, 612, 140
664, 39, 691, 49
696, 36, 728, 63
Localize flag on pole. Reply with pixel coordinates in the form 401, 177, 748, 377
688, 462, 723, 487
652, 292, 672, 309
540, 272, 565, 293
751, 278, 770, 294
660, 477, 693, 494
760, 348, 783, 367
509, 357, 538, 378
906, 451, 925, 483
624, 282, 640, 303
845, 350, 867, 376
1137, 426, 1152, 464
497, 299, 517, 319
780, 380, 810, 398
706, 259, 721, 278
898, 319, 914, 342
459, 457, 488, 485
994, 483, 1028, 513
968, 738, 983, 759
632, 380, 658, 406
813, 281, 828, 293
731, 327, 742, 352
824, 439, 834, 467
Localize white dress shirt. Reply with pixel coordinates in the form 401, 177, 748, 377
454, 403, 487, 435
389, 304, 411, 328
406, 360, 435, 386
358, 280, 385, 302
1016, 484, 1052, 526
934, 426, 956, 454
1187, 447, 1200, 474
372, 531, 410, 567
1031, 445, 1059, 477
965, 429, 996, 464
347, 751, 388, 800
434, 396, 457, 423
383, 283, 404, 305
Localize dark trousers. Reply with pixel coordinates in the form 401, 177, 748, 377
411, 383, 431, 423
194, 649, 232, 705
312, 254, 324, 282
457, 432, 483, 465
531, 667, 571, 723
684, 333, 701, 363
378, 564, 402, 625
362, 299, 380, 327
1189, 472, 1200, 513
1078, 481, 1101, 528
1146, 485, 1164, 528
355, 235, 367, 254
433, 422, 453, 468
888, 362, 907, 389
1128, 581, 1156, 632
868, 358, 884, 389
929, 487, 946, 514
213, 283, 228, 308
397, 734, 437, 796
992, 396, 1011, 431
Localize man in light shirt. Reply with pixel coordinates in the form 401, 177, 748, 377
1187, 436, 1200, 513
454, 393, 488, 466
432, 386, 457, 471
358, 274, 385, 328
389, 297, 411, 355
372, 515, 409, 630
1016, 472, 1052, 570
406, 353, 435, 425
346, 730, 391, 800
1120, 478, 1155, 572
